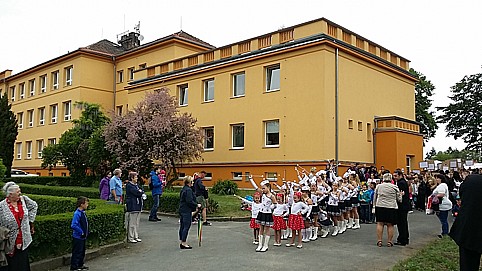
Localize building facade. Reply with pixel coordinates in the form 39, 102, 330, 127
0, 18, 422, 187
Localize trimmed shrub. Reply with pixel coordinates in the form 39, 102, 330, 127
211, 180, 239, 195
28, 194, 97, 216
16, 183, 101, 199
142, 192, 180, 213
5, 176, 99, 187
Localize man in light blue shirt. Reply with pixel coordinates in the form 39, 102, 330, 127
109, 168, 123, 204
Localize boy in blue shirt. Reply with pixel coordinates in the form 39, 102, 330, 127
70, 196, 89, 271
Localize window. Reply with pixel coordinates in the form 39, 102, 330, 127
367, 123, 372, 142
266, 64, 280, 92
26, 141, 32, 159
232, 172, 243, 181
50, 104, 58, 123
203, 79, 214, 102
203, 127, 214, 150
61, 172, 67, 177
27, 110, 34, 127
16, 143, 22, 159
37, 140, 44, 158
178, 84, 188, 106
29, 79, 35, 96
38, 107, 45, 125
348, 119, 354, 129
139, 63, 147, 69
48, 138, 56, 145
245, 172, 251, 181
10, 86, 15, 101
117, 70, 124, 83
358, 121, 363, 131
128, 67, 135, 80
204, 172, 213, 180
265, 172, 278, 181
52, 71, 59, 89
116, 105, 123, 116
63, 101, 71, 121
406, 156, 412, 173
265, 120, 280, 146
232, 124, 245, 148
233, 73, 245, 97
65, 66, 73, 86
40, 75, 47, 93
19, 83, 25, 99
17, 112, 23, 129
178, 172, 186, 179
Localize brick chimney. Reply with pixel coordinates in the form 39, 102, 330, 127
118, 32, 141, 50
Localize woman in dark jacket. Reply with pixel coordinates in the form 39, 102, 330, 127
179, 176, 200, 249
125, 172, 146, 243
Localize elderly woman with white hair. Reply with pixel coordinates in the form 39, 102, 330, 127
372, 173, 402, 247
0, 182, 38, 271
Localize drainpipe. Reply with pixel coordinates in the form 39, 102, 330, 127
373, 118, 377, 167
112, 56, 117, 111
335, 47, 339, 176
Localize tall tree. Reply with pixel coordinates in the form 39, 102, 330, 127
425, 147, 437, 160
41, 102, 113, 179
437, 72, 482, 153
103, 87, 203, 183
410, 68, 438, 141
0, 94, 18, 177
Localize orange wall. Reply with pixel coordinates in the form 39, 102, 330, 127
375, 130, 423, 172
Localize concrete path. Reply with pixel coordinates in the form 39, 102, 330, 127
53, 211, 442, 271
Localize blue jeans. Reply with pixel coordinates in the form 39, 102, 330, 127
149, 194, 160, 219
179, 212, 192, 242
437, 210, 449, 235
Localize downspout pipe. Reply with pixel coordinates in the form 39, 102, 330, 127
112, 56, 117, 111
335, 47, 339, 176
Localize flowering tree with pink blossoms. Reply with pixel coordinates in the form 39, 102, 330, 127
103, 87, 203, 183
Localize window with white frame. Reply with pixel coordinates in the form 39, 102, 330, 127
52, 71, 59, 90
63, 101, 71, 121
65, 66, 73, 86
19, 83, 25, 99
50, 104, 58, 123
203, 79, 214, 102
265, 172, 278, 181
27, 110, 34, 127
204, 172, 213, 180
48, 138, 56, 145
17, 112, 23, 129
116, 105, 123, 116
233, 72, 245, 97
232, 124, 245, 148
232, 172, 243, 181
26, 141, 32, 159
40, 75, 47, 93
29, 79, 35, 96
266, 64, 280, 92
37, 140, 44, 158
265, 120, 280, 146
128, 67, 134, 81
117, 70, 124, 83
38, 107, 45, 125
16, 142, 22, 159
10, 86, 15, 101
203, 127, 214, 150
178, 84, 188, 106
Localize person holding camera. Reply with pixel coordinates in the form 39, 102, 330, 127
193, 171, 211, 226
179, 176, 201, 249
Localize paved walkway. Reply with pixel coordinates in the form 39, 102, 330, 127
54, 211, 442, 271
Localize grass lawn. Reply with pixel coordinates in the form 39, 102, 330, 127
392, 236, 482, 271
208, 190, 254, 218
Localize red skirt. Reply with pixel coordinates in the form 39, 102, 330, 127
288, 214, 305, 230
272, 215, 287, 230
250, 218, 260, 229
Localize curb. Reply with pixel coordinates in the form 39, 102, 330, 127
31, 241, 125, 271
143, 210, 251, 222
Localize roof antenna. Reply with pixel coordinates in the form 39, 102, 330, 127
180, 16, 182, 31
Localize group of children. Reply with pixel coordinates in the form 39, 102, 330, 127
236, 166, 376, 252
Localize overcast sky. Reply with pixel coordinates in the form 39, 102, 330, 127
1, 0, 480, 156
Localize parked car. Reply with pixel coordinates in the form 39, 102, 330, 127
10, 169, 39, 177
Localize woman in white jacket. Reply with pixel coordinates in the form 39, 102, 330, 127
433, 174, 453, 238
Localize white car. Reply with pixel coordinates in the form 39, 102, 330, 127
10, 169, 39, 177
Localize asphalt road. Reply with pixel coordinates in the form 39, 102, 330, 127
53, 210, 442, 271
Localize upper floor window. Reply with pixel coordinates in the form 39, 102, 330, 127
232, 124, 245, 149
29, 79, 35, 96
40, 75, 47, 93
10, 86, 15, 101
117, 70, 124, 83
233, 73, 245, 97
17, 112, 23, 129
65, 66, 73, 86
203, 127, 214, 150
26, 141, 32, 159
37, 140, 44, 158
203, 79, 214, 102
265, 120, 280, 146
52, 71, 59, 90
266, 64, 280, 92
128, 67, 135, 81
27, 110, 34, 127
48, 138, 56, 145
16, 142, 22, 159
38, 107, 45, 126
50, 104, 58, 124
63, 101, 72, 121
178, 84, 188, 106
116, 105, 123, 116
19, 83, 25, 99
139, 63, 147, 69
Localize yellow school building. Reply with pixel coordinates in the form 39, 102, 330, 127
0, 18, 423, 188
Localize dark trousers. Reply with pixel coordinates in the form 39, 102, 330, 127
179, 212, 192, 242
6, 247, 30, 271
459, 246, 481, 271
149, 194, 160, 219
397, 210, 409, 244
360, 203, 370, 222
71, 238, 86, 269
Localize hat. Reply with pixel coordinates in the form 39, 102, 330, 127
160, 170, 166, 175
301, 186, 310, 191
294, 191, 302, 198
260, 180, 270, 187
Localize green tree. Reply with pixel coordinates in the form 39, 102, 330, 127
41, 102, 113, 179
0, 159, 7, 179
410, 68, 438, 141
437, 72, 482, 153
0, 94, 18, 178
425, 147, 437, 160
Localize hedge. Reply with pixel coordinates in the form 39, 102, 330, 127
30, 202, 125, 261
28, 194, 97, 216
17, 183, 101, 199
5, 176, 98, 187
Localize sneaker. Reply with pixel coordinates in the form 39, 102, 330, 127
128, 239, 137, 243
79, 266, 89, 270
156, 217, 162, 221
408, 210, 414, 214
437, 234, 443, 239
202, 221, 212, 226
148, 218, 158, 222
253, 240, 259, 245
135, 238, 142, 242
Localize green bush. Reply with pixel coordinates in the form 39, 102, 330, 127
210, 180, 239, 195
5, 176, 99, 187
30, 202, 124, 261
28, 194, 97, 216
0, 159, 6, 180
16, 183, 101, 199
207, 198, 219, 214
142, 192, 180, 213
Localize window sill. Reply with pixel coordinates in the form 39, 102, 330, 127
202, 100, 214, 104
179, 104, 188, 107
230, 147, 245, 150
203, 148, 214, 152
231, 95, 245, 99
263, 145, 280, 148
265, 89, 280, 93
